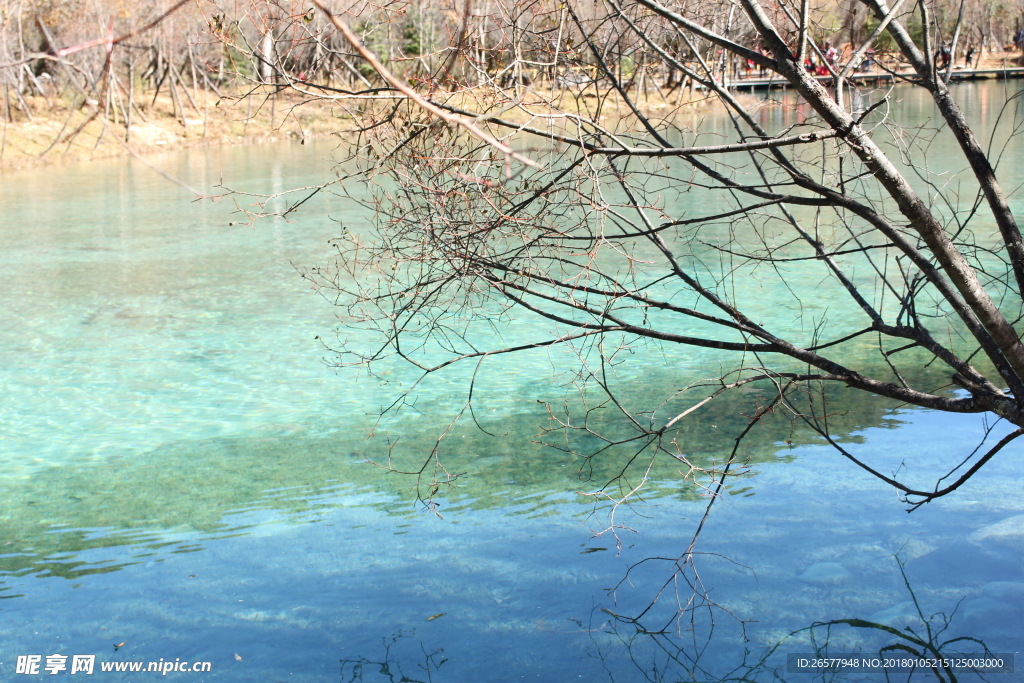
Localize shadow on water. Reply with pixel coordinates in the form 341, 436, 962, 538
0, 368, 927, 589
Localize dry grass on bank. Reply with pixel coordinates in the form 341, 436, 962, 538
0, 82, 732, 174
0, 87, 346, 174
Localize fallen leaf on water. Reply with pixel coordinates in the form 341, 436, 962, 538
426, 613, 447, 622
234, 653, 243, 661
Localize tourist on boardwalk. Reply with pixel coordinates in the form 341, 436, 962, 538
860, 49, 875, 72
824, 45, 838, 68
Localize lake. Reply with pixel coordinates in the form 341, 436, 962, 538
1, 81, 1023, 681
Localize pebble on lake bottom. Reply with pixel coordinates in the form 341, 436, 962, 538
799, 562, 851, 585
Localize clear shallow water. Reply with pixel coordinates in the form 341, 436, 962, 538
0, 84, 1023, 681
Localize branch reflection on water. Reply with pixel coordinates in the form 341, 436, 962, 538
340, 558, 998, 683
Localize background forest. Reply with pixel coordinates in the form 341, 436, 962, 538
1, 0, 1022, 137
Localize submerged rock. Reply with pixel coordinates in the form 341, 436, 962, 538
960, 597, 1019, 625
968, 515, 1024, 548
909, 542, 1020, 586
799, 562, 851, 585
982, 581, 1024, 600
868, 600, 920, 629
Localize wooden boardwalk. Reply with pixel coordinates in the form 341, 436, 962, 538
720, 66, 1024, 91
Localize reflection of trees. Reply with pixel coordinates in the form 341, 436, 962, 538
590, 623, 785, 682
333, 624, 781, 683
593, 558, 995, 683
790, 560, 996, 683
324, 560, 991, 682
340, 630, 447, 683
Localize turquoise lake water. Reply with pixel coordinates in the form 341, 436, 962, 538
1, 82, 1023, 681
